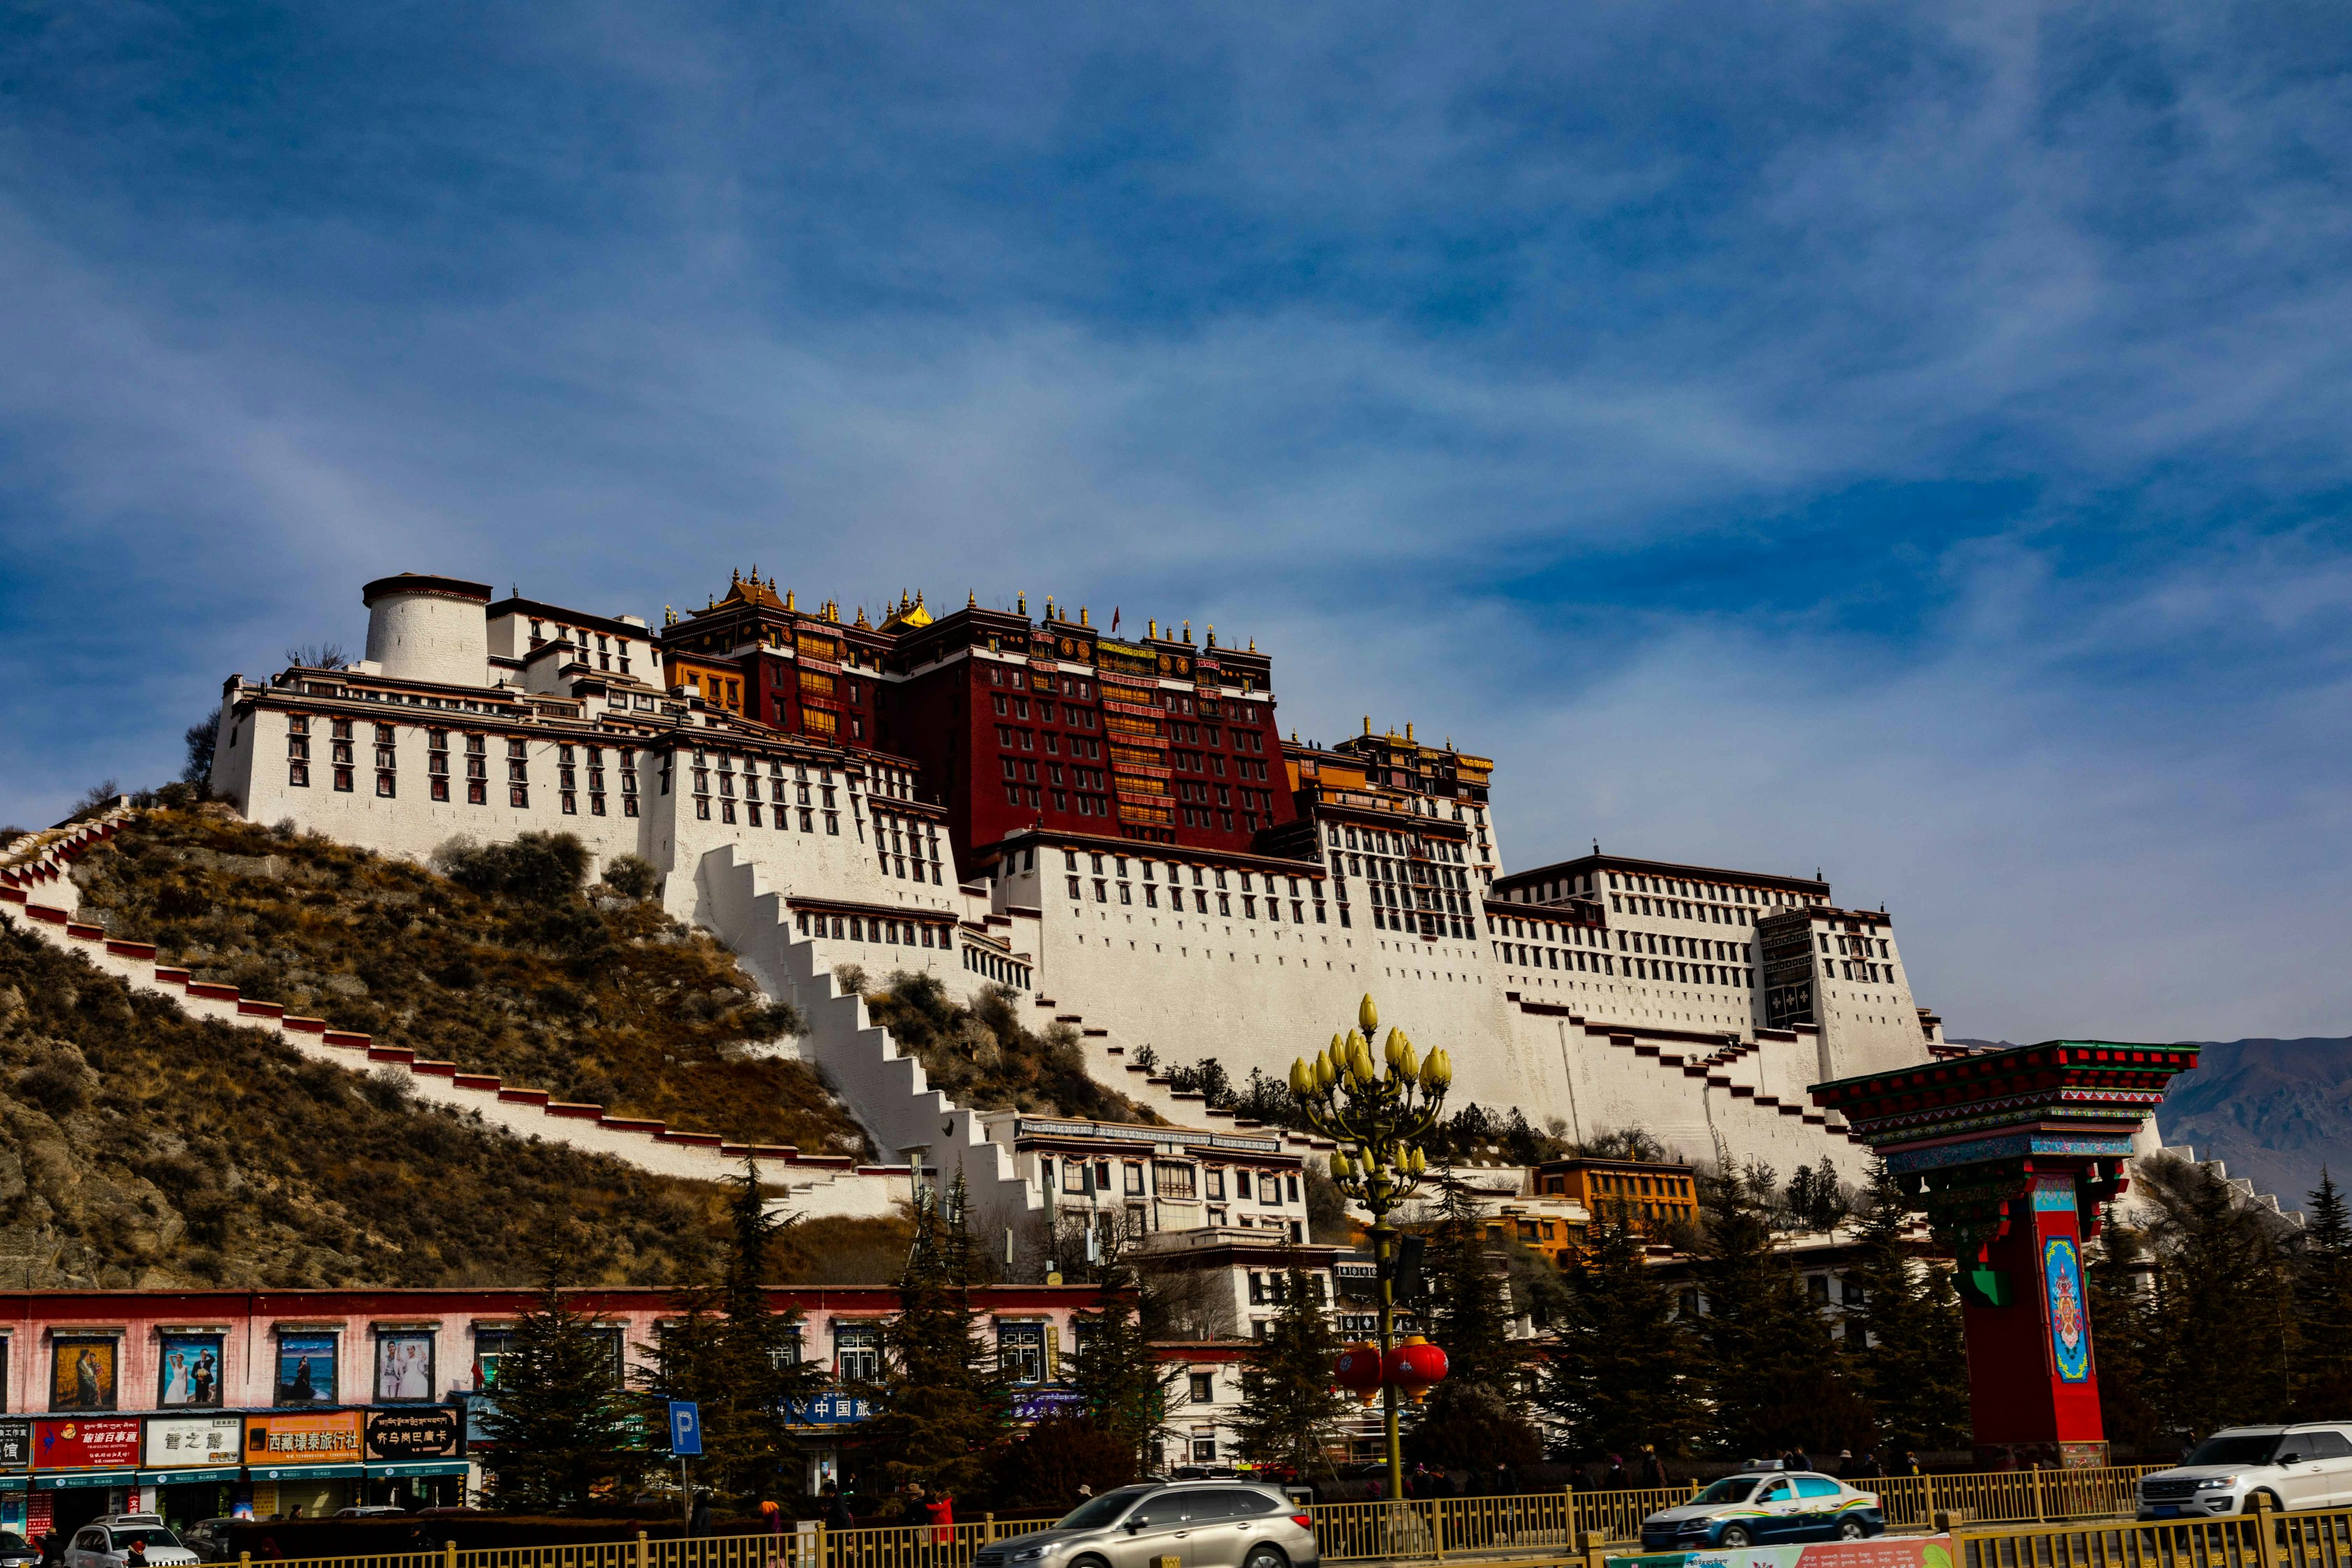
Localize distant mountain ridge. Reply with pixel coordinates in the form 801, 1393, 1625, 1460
1953, 1035, 2352, 1212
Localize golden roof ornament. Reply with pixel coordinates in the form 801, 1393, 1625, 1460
1079, 606, 1090, 627
1017, 592, 1028, 614
1205, 625, 1215, 647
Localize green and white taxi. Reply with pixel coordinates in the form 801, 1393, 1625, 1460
1640, 1472, 1887, 1550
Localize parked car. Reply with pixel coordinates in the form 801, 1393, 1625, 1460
1640, 1472, 1885, 1550
173, 1522, 238, 1566
971, 1480, 1319, 1568
62, 1519, 200, 1568
2138, 1425, 2352, 1520
331, 1509, 409, 1519
0, 1531, 40, 1568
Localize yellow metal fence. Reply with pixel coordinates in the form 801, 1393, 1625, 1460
1951, 1497, 2352, 1568
239, 1466, 2169, 1568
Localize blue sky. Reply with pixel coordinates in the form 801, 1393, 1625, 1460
2, 1, 2348, 1044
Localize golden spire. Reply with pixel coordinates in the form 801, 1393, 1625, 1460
785, 589, 796, 611
1183, 620, 1191, 642
1248, 636, 1256, 652
1148, 617, 1157, 638
1017, 592, 1028, 614
967, 589, 977, 608
1079, 606, 1090, 627
1205, 624, 1215, 647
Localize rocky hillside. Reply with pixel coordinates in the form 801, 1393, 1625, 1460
2153, 1036, 2352, 1208
0, 922, 736, 1288
67, 807, 867, 1153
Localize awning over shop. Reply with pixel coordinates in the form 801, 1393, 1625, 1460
366, 1461, 469, 1478
249, 1463, 366, 1482
35, 1470, 137, 1490
140, 1469, 243, 1485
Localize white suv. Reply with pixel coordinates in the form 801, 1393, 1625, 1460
2138, 1425, 2352, 1520
62, 1518, 200, 1568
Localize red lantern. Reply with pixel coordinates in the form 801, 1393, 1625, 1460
1334, 1343, 1384, 1403
1384, 1336, 1449, 1403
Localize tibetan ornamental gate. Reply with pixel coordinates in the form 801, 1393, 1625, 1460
1812, 1040, 2199, 1469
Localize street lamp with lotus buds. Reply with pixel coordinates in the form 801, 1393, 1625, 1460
1288, 992, 1453, 1501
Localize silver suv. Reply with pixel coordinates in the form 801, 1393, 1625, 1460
973, 1482, 1318, 1568
2138, 1425, 2352, 1520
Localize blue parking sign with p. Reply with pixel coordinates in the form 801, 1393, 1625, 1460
668, 1400, 703, 1456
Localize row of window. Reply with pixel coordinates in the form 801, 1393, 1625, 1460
687, 751, 842, 834
795, 910, 951, 949
1039, 1156, 1301, 1206
525, 617, 636, 676
963, 943, 1031, 989
872, 810, 946, 885
286, 717, 642, 816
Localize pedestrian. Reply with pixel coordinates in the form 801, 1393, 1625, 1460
761, 1500, 786, 1567
1787, 1447, 1812, 1474
824, 1482, 856, 1532
1836, 1450, 1852, 1478
1899, 1452, 1921, 1478
689, 1489, 714, 1538
1605, 1454, 1629, 1490
125, 1540, 148, 1568
927, 1489, 956, 1545
1077, 1483, 1093, 1503
1637, 1447, 1668, 1491
35, 1534, 58, 1568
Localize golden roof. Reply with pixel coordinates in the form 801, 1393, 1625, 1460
878, 589, 933, 633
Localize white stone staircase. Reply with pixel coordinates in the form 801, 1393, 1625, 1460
695, 844, 1052, 1235
0, 810, 902, 1218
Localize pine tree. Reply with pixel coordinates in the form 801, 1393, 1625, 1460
1688, 1154, 1871, 1457
1840, 1162, 1967, 1452
1068, 1245, 1173, 1472
1403, 1177, 1541, 1471
634, 1158, 826, 1501
482, 1253, 642, 1511
2138, 1155, 2294, 1434
1231, 1262, 1352, 1477
1539, 1193, 1699, 1459
856, 1174, 1015, 1499
1420, 1178, 1516, 1387
2085, 1217, 2160, 1450
2294, 1171, 2352, 1418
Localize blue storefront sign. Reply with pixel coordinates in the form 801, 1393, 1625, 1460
783, 1393, 875, 1427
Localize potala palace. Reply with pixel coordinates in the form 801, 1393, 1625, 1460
179, 570, 1985, 1212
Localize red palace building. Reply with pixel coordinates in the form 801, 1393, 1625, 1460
653, 575, 1407, 872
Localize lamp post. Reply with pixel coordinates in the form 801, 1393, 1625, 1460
1289, 993, 1453, 1502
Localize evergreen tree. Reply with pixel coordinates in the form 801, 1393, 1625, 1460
1688, 1153, 1871, 1456
1404, 1177, 1541, 1471
1539, 1193, 1699, 1458
1068, 1245, 1174, 1473
856, 1174, 1015, 1499
634, 1158, 825, 1501
2138, 1155, 2294, 1434
482, 1253, 642, 1511
1420, 1178, 1516, 1387
2085, 1217, 2160, 1450
2295, 1171, 2352, 1419
1231, 1261, 1352, 1477
1839, 1162, 1967, 1451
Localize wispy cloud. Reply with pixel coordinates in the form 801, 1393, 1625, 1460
1, 0, 2346, 1039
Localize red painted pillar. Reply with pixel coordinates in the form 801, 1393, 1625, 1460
1961, 1173, 2106, 1468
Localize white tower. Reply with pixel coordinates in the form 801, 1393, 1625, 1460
361, 573, 492, 687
